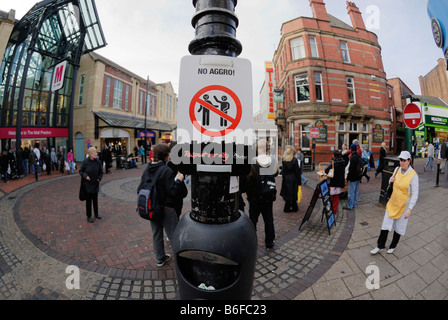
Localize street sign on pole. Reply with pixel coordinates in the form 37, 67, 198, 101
310, 127, 320, 139
403, 103, 422, 129
178, 55, 253, 143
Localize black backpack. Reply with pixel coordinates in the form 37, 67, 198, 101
357, 156, 368, 176
254, 164, 277, 201
137, 165, 165, 221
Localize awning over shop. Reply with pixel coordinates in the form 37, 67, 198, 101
94, 111, 176, 135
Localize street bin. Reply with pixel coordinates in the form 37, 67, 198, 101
303, 150, 313, 172
378, 157, 400, 206
173, 211, 257, 300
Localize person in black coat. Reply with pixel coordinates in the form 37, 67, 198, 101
375, 142, 387, 178
137, 143, 185, 267
325, 150, 346, 214
344, 144, 362, 210
79, 147, 103, 223
0, 151, 8, 183
280, 145, 301, 212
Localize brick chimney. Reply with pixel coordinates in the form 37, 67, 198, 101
309, 0, 329, 21
346, 1, 366, 30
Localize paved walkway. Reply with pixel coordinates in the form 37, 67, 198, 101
0, 157, 447, 300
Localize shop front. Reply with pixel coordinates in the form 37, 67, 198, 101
0, 0, 106, 174
0, 127, 68, 152
410, 96, 448, 154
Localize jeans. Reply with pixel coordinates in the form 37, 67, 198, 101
150, 207, 178, 262
347, 180, 360, 209
23, 159, 29, 175
69, 161, 75, 174
301, 175, 308, 183
425, 156, 434, 170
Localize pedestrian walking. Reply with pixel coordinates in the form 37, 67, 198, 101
439, 139, 447, 174
57, 147, 65, 174
360, 145, 370, 182
51, 148, 58, 171
343, 144, 362, 210
22, 147, 30, 176
296, 146, 308, 185
245, 139, 278, 249
137, 143, 185, 267
139, 145, 146, 164
67, 148, 75, 174
375, 142, 387, 178
424, 141, 434, 172
29, 149, 39, 181
0, 151, 9, 183
370, 151, 419, 254
102, 145, 112, 174
79, 147, 103, 223
325, 150, 346, 214
32, 145, 41, 175
42, 147, 51, 175
280, 145, 301, 213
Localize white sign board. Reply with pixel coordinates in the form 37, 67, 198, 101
177, 55, 253, 144
51, 60, 68, 92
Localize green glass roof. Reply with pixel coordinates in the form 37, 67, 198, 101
11, 0, 106, 59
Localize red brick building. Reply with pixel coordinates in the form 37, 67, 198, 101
273, 0, 391, 163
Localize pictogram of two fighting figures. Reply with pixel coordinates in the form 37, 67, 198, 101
198, 94, 230, 127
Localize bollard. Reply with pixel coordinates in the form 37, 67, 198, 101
436, 161, 440, 187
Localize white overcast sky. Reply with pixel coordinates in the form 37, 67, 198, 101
1, 0, 443, 113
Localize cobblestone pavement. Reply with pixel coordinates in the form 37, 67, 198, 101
0, 157, 447, 300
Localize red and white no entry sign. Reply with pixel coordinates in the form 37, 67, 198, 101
310, 127, 320, 139
189, 85, 242, 137
403, 103, 422, 129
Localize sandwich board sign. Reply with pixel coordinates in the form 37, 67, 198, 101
175, 55, 254, 174
299, 179, 336, 235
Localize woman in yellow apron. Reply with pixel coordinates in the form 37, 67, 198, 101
370, 151, 419, 255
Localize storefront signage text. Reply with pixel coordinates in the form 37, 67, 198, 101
0, 127, 69, 140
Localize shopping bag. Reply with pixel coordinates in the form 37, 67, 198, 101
297, 186, 303, 203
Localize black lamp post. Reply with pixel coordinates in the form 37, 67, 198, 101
173, 0, 257, 300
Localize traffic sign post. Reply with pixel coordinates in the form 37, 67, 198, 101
403, 103, 422, 129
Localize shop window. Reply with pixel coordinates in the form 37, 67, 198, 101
295, 74, 310, 102
291, 37, 306, 60
301, 125, 311, 149
338, 122, 345, 131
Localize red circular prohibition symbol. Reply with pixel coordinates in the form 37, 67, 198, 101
189, 85, 242, 137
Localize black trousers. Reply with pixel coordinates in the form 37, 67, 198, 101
249, 199, 275, 247
85, 192, 99, 218
377, 229, 401, 249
